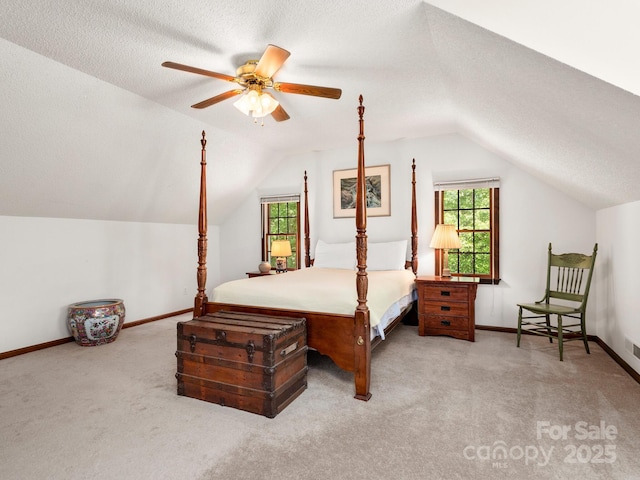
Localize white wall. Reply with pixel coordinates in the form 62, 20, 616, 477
0, 38, 228, 354
596, 200, 640, 373
0, 216, 217, 353
218, 132, 597, 331
217, 152, 320, 285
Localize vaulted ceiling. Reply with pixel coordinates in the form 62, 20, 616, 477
2, 0, 640, 224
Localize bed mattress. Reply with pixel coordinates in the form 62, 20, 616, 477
212, 267, 416, 339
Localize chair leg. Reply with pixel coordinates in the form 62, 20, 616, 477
546, 314, 553, 343
581, 314, 590, 354
557, 314, 564, 361
517, 307, 522, 347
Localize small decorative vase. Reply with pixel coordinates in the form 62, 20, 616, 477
258, 261, 271, 273
67, 299, 125, 346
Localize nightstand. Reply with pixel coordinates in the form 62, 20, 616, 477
246, 269, 297, 278
246, 271, 277, 278
415, 276, 479, 342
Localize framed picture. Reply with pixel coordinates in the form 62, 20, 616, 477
333, 164, 390, 218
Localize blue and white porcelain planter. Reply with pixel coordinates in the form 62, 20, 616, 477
67, 299, 125, 346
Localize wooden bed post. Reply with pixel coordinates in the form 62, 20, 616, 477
354, 95, 372, 401
304, 171, 311, 268
194, 131, 208, 317
411, 159, 418, 275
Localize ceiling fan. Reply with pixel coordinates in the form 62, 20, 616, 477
162, 44, 342, 122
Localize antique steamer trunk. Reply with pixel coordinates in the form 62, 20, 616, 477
176, 311, 307, 418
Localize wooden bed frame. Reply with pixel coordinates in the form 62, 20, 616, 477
193, 96, 418, 400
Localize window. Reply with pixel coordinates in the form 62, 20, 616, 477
261, 195, 300, 270
434, 178, 500, 284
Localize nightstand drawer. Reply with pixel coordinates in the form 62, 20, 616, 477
422, 301, 469, 317
422, 315, 469, 330
421, 285, 468, 302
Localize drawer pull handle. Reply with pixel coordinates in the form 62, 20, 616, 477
441, 320, 451, 326
441, 291, 451, 296
440, 306, 451, 311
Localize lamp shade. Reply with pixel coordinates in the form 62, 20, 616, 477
233, 90, 279, 118
233, 94, 252, 116
257, 92, 279, 116
271, 240, 292, 257
429, 224, 461, 249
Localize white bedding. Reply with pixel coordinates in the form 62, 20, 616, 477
212, 267, 416, 339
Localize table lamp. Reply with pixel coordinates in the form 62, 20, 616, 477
429, 224, 461, 277
271, 240, 292, 273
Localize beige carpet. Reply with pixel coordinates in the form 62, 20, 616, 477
1, 313, 639, 480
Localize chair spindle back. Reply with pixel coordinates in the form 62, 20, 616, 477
546, 243, 597, 307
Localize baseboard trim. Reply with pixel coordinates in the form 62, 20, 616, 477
476, 325, 640, 385
0, 308, 193, 360
593, 337, 640, 384
476, 325, 517, 334
0, 337, 75, 360
121, 308, 192, 329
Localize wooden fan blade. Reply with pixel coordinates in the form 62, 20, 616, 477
254, 45, 291, 79
274, 82, 342, 99
191, 89, 243, 109
162, 61, 236, 82
271, 104, 290, 122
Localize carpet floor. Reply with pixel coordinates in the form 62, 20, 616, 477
1, 313, 639, 479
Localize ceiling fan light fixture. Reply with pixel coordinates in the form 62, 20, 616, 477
163, 44, 340, 122
233, 89, 279, 119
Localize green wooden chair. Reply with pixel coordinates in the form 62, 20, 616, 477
517, 243, 598, 361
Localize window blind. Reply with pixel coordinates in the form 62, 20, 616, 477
260, 194, 300, 204
433, 177, 500, 191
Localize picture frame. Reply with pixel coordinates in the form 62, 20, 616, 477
333, 164, 390, 218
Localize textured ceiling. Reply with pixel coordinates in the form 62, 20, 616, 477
2, 0, 640, 224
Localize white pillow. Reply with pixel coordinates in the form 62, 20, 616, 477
313, 240, 356, 269
367, 240, 408, 271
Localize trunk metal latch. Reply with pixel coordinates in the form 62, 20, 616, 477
246, 340, 255, 363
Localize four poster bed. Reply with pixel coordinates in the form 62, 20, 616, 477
193, 96, 418, 400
